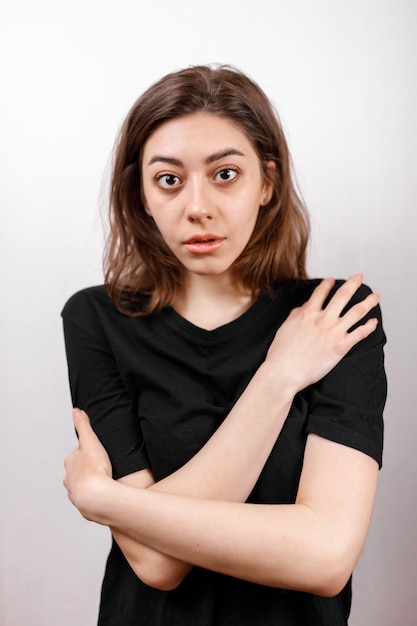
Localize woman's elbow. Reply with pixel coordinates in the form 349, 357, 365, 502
136, 569, 183, 592
307, 544, 356, 598
130, 553, 191, 591
312, 570, 351, 598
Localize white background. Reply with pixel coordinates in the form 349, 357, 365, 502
1, 1, 416, 624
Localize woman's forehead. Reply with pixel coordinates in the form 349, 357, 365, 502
142, 112, 258, 165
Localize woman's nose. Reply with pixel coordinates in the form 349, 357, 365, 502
186, 179, 213, 223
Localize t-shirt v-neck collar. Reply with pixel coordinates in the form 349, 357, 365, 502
161, 291, 277, 345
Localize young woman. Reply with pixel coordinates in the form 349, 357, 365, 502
62, 65, 386, 625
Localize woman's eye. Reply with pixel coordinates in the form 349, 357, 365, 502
214, 168, 238, 182
156, 174, 181, 189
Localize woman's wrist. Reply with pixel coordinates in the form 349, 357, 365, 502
256, 360, 299, 403
75, 473, 118, 524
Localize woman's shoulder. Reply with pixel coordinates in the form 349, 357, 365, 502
275, 278, 385, 350
62, 286, 152, 318
61, 286, 154, 345
61, 285, 111, 319
275, 278, 375, 306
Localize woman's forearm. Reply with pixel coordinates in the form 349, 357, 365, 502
87, 480, 352, 597
151, 364, 295, 501
109, 489, 321, 590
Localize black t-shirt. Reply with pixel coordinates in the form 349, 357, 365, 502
61, 280, 386, 626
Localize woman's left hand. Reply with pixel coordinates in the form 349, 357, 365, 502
63, 409, 113, 521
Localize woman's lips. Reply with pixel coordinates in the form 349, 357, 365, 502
183, 235, 225, 254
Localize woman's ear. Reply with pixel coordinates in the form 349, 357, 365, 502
261, 160, 276, 205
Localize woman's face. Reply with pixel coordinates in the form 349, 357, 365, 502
141, 112, 273, 284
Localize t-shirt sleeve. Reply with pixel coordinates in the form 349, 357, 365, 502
61, 288, 150, 480
305, 284, 387, 467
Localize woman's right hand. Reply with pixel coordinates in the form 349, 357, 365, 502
263, 275, 380, 394
64, 409, 114, 521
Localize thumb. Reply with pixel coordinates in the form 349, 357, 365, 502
72, 408, 94, 443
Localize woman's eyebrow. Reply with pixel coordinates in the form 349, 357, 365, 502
147, 155, 183, 167
147, 148, 245, 168
206, 148, 245, 163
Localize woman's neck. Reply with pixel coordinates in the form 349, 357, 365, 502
173, 274, 254, 331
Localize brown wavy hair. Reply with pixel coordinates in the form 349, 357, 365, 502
104, 65, 310, 316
